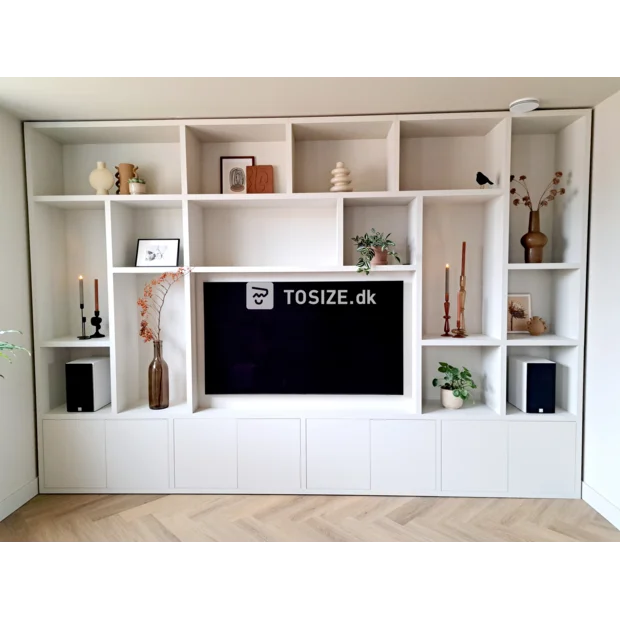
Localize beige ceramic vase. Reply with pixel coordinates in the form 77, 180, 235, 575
115, 163, 138, 195
88, 162, 114, 195
527, 316, 548, 336
441, 388, 464, 410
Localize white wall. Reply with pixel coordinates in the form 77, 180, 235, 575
0, 106, 37, 520
583, 89, 620, 528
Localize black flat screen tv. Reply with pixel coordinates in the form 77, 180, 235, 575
204, 281, 403, 395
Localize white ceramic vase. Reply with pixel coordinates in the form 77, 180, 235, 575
441, 387, 464, 410
88, 161, 114, 195
330, 161, 353, 192
129, 183, 147, 195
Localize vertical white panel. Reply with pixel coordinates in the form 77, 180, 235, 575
509, 422, 576, 497
306, 419, 370, 490
285, 121, 295, 194
442, 421, 507, 492
43, 420, 106, 488
237, 419, 301, 491
386, 120, 400, 192
106, 420, 169, 489
371, 420, 436, 492
336, 197, 344, 266
174, 419, 237, 489
182, 126, 202, 194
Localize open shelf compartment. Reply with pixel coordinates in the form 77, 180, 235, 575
112, 273, 187, 413
184, 122, 288, 194
509, 112, 590, 264
400, 115, 509, 191
292, 118, 396, 193
26, 122, 182, 196
29, 200, 109, 342
422, 195, 505, 340
422, 346, 503, 416
507, 345, 580, 417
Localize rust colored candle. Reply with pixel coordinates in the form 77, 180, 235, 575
94, 279, 99, 311
461, 241, 466, 276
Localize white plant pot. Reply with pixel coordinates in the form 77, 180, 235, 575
441, 388, 464, 410
129, 183, 146, 195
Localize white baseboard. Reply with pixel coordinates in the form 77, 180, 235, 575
0, 478, 38, 522
582, 482, 620, 531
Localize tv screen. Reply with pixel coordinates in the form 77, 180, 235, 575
204, 281, 403, 395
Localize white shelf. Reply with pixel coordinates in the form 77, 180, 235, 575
422, 401, 500, 419
192, 264, 415, 274
32, 196, 105, 209
506, 404, 576, 420
422, 335, 501, 346
113, 267, 184, 274
508, 263, 580, 270
507, 334, 579, 346
44, 403, 113, 419
40, 336, 110, 348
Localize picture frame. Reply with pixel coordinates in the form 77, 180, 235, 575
135, 239, 180, 268
507, 293, 532, 333
220, 156, 255, 194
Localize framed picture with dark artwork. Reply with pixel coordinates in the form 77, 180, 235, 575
135, 239, 180, 268
220, 156, 255, 194
507, 293, 532, 333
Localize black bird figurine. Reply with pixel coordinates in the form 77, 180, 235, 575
476, 172, 494, 189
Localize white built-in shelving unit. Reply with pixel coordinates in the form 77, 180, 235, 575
24, 110, 591, 498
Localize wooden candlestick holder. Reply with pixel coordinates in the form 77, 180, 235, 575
441, 299, 451, 336
452, 275, 468, 338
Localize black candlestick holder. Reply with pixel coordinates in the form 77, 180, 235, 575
77, 303, 89, 340
90, 310, 105, 338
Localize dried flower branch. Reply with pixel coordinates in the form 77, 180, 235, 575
137, 267, 192, 343
510, 172, 566, 211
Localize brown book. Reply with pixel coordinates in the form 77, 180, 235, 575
246, 165, 274, 193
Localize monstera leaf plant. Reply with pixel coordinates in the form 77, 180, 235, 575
0, 330, 30, 378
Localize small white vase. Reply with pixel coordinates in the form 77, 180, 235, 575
129, 183, 146, 195
441, 388, 464, 410
88, 161, 114, 195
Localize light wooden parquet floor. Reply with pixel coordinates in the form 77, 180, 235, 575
1, 494, 618, 542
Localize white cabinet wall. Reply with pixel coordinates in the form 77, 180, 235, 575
371, 420, 436, 493
105, 420, 169, 490
307, 420, 371, 490
237, 419, 301, 491
43, 420, 106, 489
40, 416, 578, 497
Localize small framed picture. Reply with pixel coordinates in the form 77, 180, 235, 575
135, 239, 180, 268
507, 293, 532, 333
220, 156, 255, 194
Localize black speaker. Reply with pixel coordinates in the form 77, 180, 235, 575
508, 356, 556, 414
66, 357, 111, 412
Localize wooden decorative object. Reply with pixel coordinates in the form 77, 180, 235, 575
247, 165, 274, 194
452, 242, 468, 338
442, 300, 451, 337
527, 316, 548, 336
115, 163, 138, 195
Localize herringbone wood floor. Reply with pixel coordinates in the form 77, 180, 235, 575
1, 494, 618, 541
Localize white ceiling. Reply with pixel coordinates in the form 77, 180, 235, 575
0, 77, 618, 121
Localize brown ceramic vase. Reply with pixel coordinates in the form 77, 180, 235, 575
520, 210, 547, 263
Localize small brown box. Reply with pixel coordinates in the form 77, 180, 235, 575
246, 165, 274, 194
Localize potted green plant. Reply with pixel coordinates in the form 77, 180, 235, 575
0, 330, 30, 378
351, 228, 400, 275
128, 176, 147, 195
432, 362, 477, 410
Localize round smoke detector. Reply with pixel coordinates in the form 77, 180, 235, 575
509, 97, 540, 114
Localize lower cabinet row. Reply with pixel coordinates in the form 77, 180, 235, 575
41, 418, 578, 497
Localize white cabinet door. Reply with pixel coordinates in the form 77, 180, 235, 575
43, 420, 106, 489
509, 421, 577, 498
237, 419, 301, 491
371, 420, 436, 493
106, 420, 169, 490
442, 421, 508, 493
174, 419, 237, 489
306, 419, 370, 490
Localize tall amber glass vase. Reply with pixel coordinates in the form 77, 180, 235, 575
520, 210, 548, 263
148, 340, 169, 410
